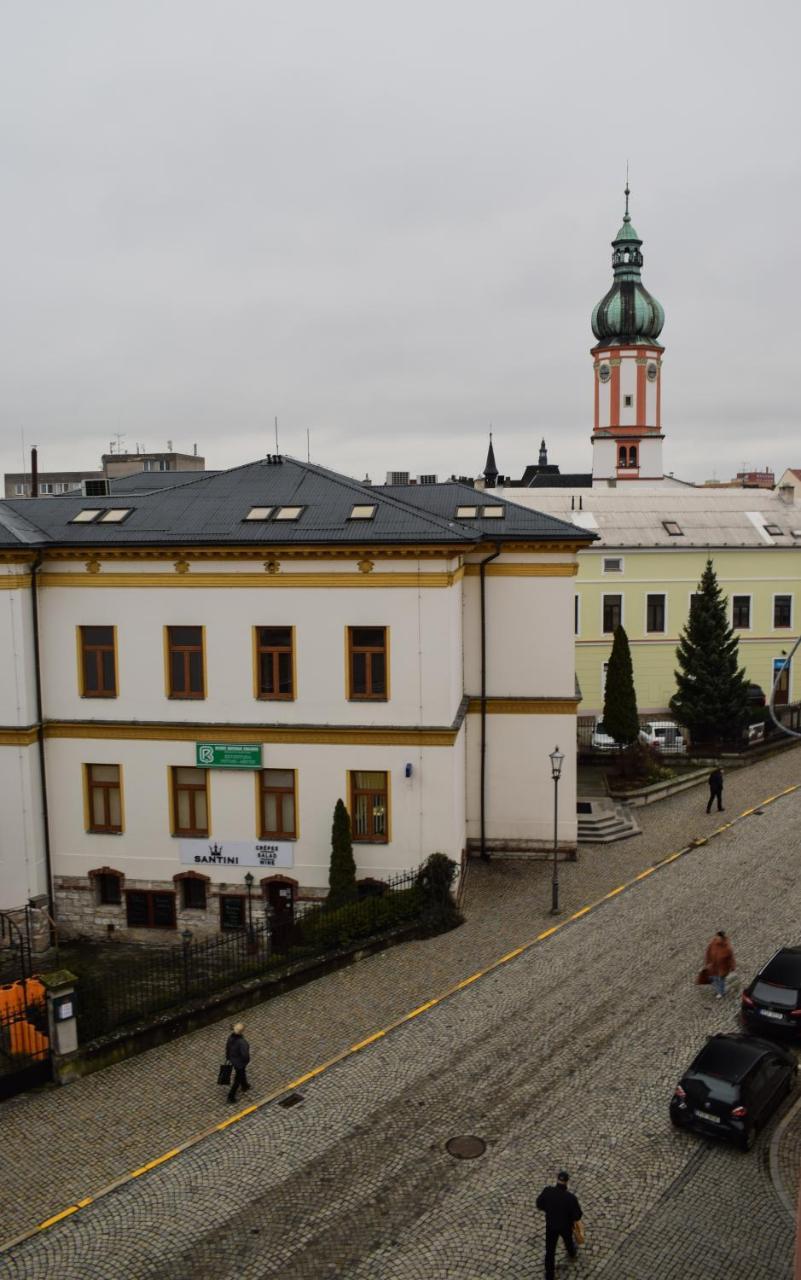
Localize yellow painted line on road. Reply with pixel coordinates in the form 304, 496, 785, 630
11, 779, 801, 1254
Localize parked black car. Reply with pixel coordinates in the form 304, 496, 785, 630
742, 947, 801, 1039
670, 1033, 796, 1151
746, 683, 766, 707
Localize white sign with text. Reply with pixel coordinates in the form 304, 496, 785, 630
179, 840, 294, 870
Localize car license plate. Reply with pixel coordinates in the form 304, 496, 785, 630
761, 1010, 783, 1020
694, 1109, 720, 1123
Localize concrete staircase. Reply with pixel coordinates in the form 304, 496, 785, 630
577, 796, 641, 843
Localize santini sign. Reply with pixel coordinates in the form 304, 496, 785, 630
180, 840, 294, 869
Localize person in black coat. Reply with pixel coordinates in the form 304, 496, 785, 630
225, 1022, 251, 1103
706, 767, 724, 813
536, 1170, 582, 1280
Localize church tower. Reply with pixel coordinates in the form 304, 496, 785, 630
590, 186, 665, 481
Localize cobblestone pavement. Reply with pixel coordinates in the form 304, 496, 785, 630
0, 746, 799, 1278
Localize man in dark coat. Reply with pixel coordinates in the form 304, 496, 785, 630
536, 1170, 582, 1280
706, 767, 724, 813
225, 1021, 251, 1103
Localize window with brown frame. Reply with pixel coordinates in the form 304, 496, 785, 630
125, 890, 176, 929
171, 766, 209, 836
255, 627, 294, 699
259, 769, 296, 839
91, 870, 122, 905
350, 770, 389, 843
80, 626, 117, 697
167, 626, 205, 698
86, 764, 123, 833
181, 877, 207, 910
348, 627, 387, 700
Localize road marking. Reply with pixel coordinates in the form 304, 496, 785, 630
10, 780, 800, 1253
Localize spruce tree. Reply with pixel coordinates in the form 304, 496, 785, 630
602, 625, 640, 745
670, 559, 749, 745
328, 798, 357, 908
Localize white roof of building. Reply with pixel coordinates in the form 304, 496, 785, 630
500, 486, 801, 550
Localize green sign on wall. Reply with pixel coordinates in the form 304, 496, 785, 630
195, 743, 262, 769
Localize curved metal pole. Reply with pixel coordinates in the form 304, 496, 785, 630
767, 634, 801, 740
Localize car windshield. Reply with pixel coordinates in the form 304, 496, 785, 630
683, 1071, 739, 1105
752, 980, 798, 1008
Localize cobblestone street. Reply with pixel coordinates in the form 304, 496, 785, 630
1, 747, 800, 1277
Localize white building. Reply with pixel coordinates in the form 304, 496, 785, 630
0, 457, 591, 941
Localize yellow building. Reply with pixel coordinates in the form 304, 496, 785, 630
502, 487, 801, 715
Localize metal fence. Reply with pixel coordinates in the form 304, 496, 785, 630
74, 865, 423, 1043
0, 979, 51, 1100
578, 703, 801, 758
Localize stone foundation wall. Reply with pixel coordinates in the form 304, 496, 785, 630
53, 876, 324, 944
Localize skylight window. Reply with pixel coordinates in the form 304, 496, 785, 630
456, 506, 477, 518
99, 508, 132, 523
662, 520, 683, 536
244, 507, 273, 521
274, 506, 303, 521
349, 504, 376, 520
71, 510, 102, 523
482, 506, 505, 518
764, 523, 783, 536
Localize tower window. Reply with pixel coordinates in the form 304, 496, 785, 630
624, 394, 633, 408
628, 447, 638, 467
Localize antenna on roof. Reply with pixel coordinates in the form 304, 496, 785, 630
275, 416, 279, 455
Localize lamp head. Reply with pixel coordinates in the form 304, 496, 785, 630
549, 745, 565, 779
244, 872, 254, 887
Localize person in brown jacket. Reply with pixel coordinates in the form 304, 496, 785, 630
705, 930, 735, 999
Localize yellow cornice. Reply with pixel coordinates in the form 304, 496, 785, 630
39, 570, 464, 589
464, 562, 578, 578
44, 720, 458, 746
43, 545, 464, 563
0, 574, 32, 590
0, 726, 37, 745
0, 552, 35, 565
466, 697, 579, 714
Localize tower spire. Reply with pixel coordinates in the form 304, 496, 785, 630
483, 431, 498, 489
624, 164, 630, 222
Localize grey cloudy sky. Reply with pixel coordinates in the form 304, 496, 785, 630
2, 0, 800, 488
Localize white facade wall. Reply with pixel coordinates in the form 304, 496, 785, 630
638, 436, 664, 478
465, 713, 576, 847
0, 744, 46, 907
619, 355, 637, 426
0, 580, 37, 725
591, 437, 618, 481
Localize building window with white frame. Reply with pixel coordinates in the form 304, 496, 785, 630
774, 595, 792, 628
732, 596, 751, 629
602, 594, 622, 633
646, 594, 666, 633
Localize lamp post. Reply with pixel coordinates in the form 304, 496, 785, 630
244, 872, 255, 949
181, 928, 192, 997
549, 746, 565, 915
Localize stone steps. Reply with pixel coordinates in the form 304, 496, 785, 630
577, 797, 641, 844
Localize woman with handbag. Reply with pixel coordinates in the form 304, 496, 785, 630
223, 1022, 251, 1103
704, 930, 736, 1000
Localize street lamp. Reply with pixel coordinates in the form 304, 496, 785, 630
244, 872, 255, 949
549, 746, 565, 915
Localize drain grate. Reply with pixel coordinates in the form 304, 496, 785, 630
278, 1092, 305, 1109
446, 1135, 486, 1160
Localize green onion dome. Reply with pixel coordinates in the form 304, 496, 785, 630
591, 188, 664, 346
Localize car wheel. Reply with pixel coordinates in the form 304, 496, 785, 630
740, 1126, 756, 1152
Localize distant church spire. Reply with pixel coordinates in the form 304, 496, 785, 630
538, 439, 548, 467
483, 432, 498, 488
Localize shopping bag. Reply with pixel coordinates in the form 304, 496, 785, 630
217, 1061, 233, 1086
573, 1220, 585, 1246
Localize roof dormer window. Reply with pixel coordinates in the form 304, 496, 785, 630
764, 523, 783, 536
482, 506, 505, 518
274, 506, 303, 521
662, 521, 683, 536
244, 507, 273, 521
456, 506, 477, 518
71, 510, 102, 523
349, 505, 376, 520
99, 509, 132, 524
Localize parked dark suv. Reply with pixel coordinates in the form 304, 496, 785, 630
742, 947, 801, 1039
670, 1033, 796, 1151
746, 683, 766, 707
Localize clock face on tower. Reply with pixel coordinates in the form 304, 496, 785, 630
598, 363, 611, 383
646, 362, 658, 382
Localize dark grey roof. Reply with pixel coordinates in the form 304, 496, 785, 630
108, 470, 219, 494
0, 457, 595, 549
524, 472, 593, 489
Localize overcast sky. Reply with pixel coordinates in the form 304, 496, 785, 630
2, 1, 800, 489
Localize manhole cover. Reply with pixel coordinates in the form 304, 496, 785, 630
446, 1135, 486, 1160
278, 1092, 304, 1108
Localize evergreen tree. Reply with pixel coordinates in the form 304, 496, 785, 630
670, 558, 750, 745
328, 798, 357, 908
602, 625, 640, 745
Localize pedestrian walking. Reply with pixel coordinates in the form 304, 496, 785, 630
536, 1170, 582, 1280
704, 930, 736, 999
706, 766, 724, 813
225, 1021, 251, 1103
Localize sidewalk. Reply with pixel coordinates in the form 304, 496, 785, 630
1, 744, 798, 1245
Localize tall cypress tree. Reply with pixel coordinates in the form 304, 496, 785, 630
670, 559, 749, 745
602, 624, 640, 745
328, 798, 357, 908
